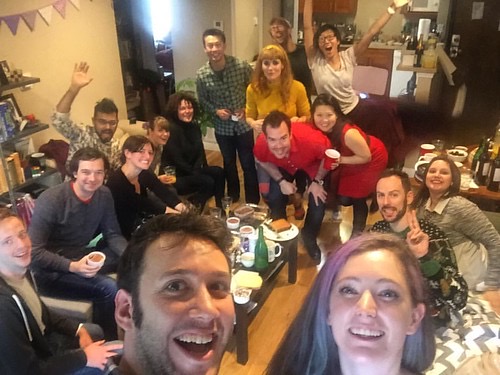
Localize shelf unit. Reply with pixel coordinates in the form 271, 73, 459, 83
0, 77, 53, 212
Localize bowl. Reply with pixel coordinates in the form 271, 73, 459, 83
233, 287, 252, 304
446, 148, 468, 163
240, 252, 255, 268
226, 216, 240, 229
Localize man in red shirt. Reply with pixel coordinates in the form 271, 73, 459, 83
254, 111, 330, 263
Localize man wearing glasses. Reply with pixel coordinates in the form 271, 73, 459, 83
269, 17, 315, 101
52, 62, 122, 172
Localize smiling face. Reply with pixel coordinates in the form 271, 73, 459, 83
148, 123, 170, 147
328, 250, 424, 369
0, 216, 31, 279
125, 143, 154, 171
269, 23, 289, 45
203, 35, 225, 65
376, 176, 412, 225
262, 58, 284, 83
178, 99, 194, 123
93, 111, 118, 143
128, 236, 234, 375
313, 104, 338, 133
425, 160, 453, 198
72, 158, 106, 200
265, 121, 291, 159
318, 30, 340, 59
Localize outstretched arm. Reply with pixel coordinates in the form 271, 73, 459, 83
353, 1, 406, 58
56, 62, 93, 113
303, 0, 315, 65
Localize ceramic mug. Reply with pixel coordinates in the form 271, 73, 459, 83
265, 240, 283, 262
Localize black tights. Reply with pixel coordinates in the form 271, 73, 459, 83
337, 195, 368, 236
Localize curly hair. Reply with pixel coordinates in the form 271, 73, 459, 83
250, 44, 293, 108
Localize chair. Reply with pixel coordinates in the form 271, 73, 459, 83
352, 65, 389, 96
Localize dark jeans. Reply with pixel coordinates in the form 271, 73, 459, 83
264, 169, 325, 260
338, 195, 369, 236
33, 247, 119, 340
215, 130, 260, 204
174, 166, 225, 209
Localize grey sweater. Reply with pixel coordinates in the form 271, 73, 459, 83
417, 196, 500, 287
29, 181, 127, 272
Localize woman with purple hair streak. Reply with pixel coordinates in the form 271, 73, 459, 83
266, 233, 436, 375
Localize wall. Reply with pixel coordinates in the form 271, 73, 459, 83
354, 0, 405, 40
0, 1, 125, 150
232, 0, 260, 61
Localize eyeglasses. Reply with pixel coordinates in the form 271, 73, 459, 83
95, 118, 117, 127
318, 34, 337, 44
270, 25, 286, 31
262, 59, 281, 67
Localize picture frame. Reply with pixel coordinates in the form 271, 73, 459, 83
0, 93, 22, 124
0, 60, 9, 85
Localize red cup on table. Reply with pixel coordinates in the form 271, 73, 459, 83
419, 143, 436, 156
324, 149, 340, 170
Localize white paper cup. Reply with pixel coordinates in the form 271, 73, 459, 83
240, 252, 255, 268
87, 251, 106, 268
394, 0, 409, 7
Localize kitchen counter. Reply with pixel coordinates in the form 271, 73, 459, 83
340, 42, 404, 50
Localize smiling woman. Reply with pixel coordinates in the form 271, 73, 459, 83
266, 233, 436, 375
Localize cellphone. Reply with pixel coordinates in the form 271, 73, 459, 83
231, 114, 239, 122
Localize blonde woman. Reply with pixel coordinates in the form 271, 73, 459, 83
246, 44, 310, 134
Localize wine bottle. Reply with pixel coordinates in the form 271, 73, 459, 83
475, 148, 491, 186
471, 137, 486, 172
254, 226, 269, 271
414, 34, 424, 67
491, 121, 500, 158
486, 152, 500, 192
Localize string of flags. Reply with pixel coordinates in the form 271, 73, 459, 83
0, 0, 89, 35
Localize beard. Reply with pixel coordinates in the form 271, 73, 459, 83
134, 325, 176, 375
382, 201, 407, 224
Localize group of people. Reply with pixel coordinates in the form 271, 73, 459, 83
1, 0, 499, 373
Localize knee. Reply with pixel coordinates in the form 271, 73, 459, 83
95, 277, 118, 300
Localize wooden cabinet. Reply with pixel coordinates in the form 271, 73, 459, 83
299, 0, 357, 14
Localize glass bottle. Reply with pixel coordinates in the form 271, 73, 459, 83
491, 121, 500, 158
471, 137, 486, 172
414, 34, 424, 67
486, 152, 500, 192
475, 145, 491, 186
254, 226, 269, 272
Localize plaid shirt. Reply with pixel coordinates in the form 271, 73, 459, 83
52, 112, 121, 170
196, 55, 253, 136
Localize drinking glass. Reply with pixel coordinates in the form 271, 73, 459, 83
221, 196, 233, 218
163, 165, 176, 177
209, 207, 222, 219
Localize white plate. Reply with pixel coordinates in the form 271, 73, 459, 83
263, 223, 299, 242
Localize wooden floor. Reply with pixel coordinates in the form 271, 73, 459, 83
205, 150, 500, 375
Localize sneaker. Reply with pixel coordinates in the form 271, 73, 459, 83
316, 251, 326, 272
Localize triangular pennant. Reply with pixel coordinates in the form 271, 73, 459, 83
53, 0, 68, 18
21, 10, 38, 32
69, 0, 81, 10
38, 6, 53, 25
2, 15, 21, 35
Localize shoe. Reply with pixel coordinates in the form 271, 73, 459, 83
332, 210, 342, 221
301, 234, 321, 265
294, 205, 305, 220
316, 251, 326, 272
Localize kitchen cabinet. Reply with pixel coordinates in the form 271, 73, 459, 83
299, 0, 357, 14
0, 77, 61, 210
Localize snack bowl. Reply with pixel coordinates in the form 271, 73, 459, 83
233, 287, 252, 304
226, 216, 240, 229
446, 148, 468, 163
240, 252, 255, 268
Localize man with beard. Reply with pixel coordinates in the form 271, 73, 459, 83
113, 212, 235, 375
29, 148, 127, 340
269, 17, 314, 101
53, 61, 122, 171
253, 111, 330, 264
196, 28, 260, 204
371, 169, 468, 323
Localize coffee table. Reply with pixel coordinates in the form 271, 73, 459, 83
231, 224, 298, 365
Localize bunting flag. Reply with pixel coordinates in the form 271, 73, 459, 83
21, 11, 37, 32
0, 0, 87, 36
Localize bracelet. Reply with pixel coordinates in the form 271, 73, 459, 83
276, 176, 285, 184
387, 6, 395, 14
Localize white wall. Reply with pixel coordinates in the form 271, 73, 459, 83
232, 0, 261, 61
0, 1, 126, 150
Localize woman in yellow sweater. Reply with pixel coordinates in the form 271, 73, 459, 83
246, 44, 310, 134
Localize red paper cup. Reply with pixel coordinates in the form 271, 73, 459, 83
420, 144, 435, 156
324, 149, 340, 170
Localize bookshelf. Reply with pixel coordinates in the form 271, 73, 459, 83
0, 77, 55, 212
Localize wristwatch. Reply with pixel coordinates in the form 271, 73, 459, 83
313, 179, 324, 186
387, 6, 395, 14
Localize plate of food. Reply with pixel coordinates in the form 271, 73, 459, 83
233, 204, 269, 227
263, 219, 299, 241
